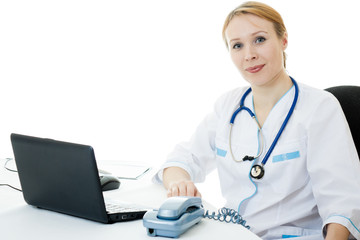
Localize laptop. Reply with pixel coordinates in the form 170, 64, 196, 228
10, 133, 149, 223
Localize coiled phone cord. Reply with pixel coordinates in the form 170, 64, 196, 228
203, 207, 250, 229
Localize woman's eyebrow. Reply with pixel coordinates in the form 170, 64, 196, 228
252, 30, 268, 36
229, 31, 269, 43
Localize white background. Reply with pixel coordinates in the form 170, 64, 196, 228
1, 0, 359, 206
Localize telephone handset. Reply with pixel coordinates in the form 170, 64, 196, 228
157, 196, 202, 220
143, 196, 204, 238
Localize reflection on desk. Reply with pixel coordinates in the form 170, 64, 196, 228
0, 158, 261, 240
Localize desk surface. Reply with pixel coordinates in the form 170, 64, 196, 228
0, 158, 261, 240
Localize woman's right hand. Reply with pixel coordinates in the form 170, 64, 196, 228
163, 167, 202, 198
166, 179, 202, 198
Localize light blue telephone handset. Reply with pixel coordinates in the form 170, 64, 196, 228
143, 196, 250, 238
142, 196, 204, 238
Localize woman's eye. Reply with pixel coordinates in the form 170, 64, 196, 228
232, 43, 243, 49
234, 43, 242, 49
255, 36, 266, 44
233, 43, 242, 49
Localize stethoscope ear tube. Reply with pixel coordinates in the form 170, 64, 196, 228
229, 116, 264, 162
228, 77, 299, 179
258, 79, 299, 167
230, 106, 255, 124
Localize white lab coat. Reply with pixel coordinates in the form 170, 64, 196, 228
154, 82, 360, 240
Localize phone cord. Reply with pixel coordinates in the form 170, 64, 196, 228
203, 207, 250, 229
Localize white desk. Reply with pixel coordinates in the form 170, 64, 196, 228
0, 158, 261, 240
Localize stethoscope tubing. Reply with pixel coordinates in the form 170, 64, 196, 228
229, 117, 265, 162
259, 78, 299, 166
229, 77, 299, 167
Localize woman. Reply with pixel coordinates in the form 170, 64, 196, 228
154, 2, 360, 239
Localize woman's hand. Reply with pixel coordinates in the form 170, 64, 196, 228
325, 223, 350, 240
163, 167, 202, 198
166, 179, 202, 198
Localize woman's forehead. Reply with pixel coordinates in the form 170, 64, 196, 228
225, 14, 274, 40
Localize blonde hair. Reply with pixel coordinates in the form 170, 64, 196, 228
222, 1, 287, 67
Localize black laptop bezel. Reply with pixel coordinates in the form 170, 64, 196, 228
10, 133, 146, 223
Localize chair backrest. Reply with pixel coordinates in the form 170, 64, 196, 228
325, 86, 360, 158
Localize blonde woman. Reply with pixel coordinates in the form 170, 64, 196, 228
154, 2, 360, 239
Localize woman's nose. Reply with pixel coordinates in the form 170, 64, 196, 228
244, 46, 257, 61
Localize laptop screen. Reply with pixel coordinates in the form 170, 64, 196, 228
11, 133, 109, 222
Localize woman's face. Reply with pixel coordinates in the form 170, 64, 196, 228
225, 14, 287, 87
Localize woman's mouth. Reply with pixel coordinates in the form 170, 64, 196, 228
246, 64, 265, 73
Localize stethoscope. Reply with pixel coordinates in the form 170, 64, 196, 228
229, 77, 299, 179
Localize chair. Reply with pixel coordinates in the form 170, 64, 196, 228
325, 86, 360, 157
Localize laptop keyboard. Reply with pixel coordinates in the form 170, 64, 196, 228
105, 203, 146, 214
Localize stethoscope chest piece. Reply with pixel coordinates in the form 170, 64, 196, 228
230, 77, 299, 180
250, 164, 265, 179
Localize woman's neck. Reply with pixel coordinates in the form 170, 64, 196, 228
251, 72, 293, 126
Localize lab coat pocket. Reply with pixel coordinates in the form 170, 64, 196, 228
215, 143, 228, 158
214, 138, 232, 165
215, 137, 255, 164
214, 138, 254, 183
267, 138, 309, 194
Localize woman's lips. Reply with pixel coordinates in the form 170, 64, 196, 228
246, 64, 265, 73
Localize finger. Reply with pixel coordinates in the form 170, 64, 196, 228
189, 183, 201, 198
167, 185, 179, 197
166, 189, 172, 197
186, 183, 195, 197
195, 190, 202, 198
178, 182, 187, 196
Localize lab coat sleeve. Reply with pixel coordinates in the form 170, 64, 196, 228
153, 92, 230, 184
306, 93, 360, 239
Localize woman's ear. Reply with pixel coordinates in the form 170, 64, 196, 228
282, 32, 288, 50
